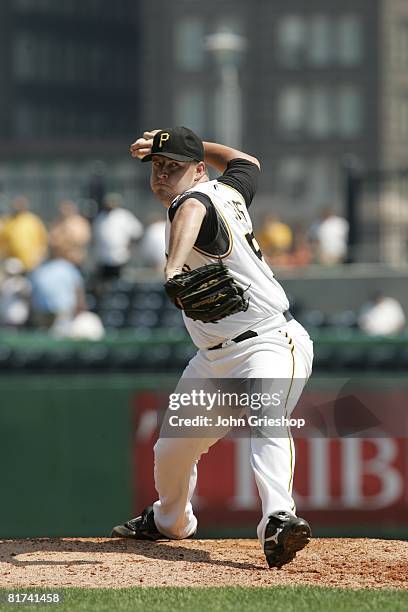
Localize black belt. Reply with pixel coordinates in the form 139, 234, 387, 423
208, 310, 293, 350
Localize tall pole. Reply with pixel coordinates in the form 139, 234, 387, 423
342, 156, 361, 264
205, 31, 246, 149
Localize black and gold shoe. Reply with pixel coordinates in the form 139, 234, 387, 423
110, 505, 197, 540
264, 511, 311, 569
110, 506, 166, 540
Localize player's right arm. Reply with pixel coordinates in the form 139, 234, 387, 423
129, 131, 260, 171
203, 142, 260, 173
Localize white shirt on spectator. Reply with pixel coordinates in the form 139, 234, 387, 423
93, 208, 143, 266
139, 220, 166, 269
358, 297, 406, 336
316, 215, 349, 263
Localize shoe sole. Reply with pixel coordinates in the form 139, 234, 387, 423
265, 521, 311, 569
110, 525, 136, 538
110, 524, 197, 540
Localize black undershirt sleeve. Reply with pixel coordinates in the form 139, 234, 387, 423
168, 192, 219, 247
218, 158, 260, 207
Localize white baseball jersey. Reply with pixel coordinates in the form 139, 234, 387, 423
166, 161, 289, 349
154, 159, 314, 548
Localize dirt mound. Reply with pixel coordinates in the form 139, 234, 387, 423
0, 538, 407, 590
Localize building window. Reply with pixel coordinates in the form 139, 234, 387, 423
174, 89, 205, 135
308, 15, 333, 67
276, 15, 306, 68
276, 157, 308, 199
308, 87, 333, 137
337, 16, 363, 66
15, 103, 34, 139
174, 17, 205, 71
277, 87, 306, 136
13, 0, 34, 11
399, 95, 408, 141
337, 85, 362, 137
277, 86, 362, 140
276, 156, 337, 207
397, 20, 408, 68
276, 13, 363, 68
13, 34, 36, 80
308, 157, 336, 205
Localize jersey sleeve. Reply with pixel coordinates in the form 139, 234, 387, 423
168, 192, 230, 256
217, 158, 260, 207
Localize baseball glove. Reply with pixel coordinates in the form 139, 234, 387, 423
164, 262, 249, 323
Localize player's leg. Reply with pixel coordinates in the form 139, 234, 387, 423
152, 351, 237, 539
230, 322, 313, 566
111, 351, 229, 539
251, 321, 313, 540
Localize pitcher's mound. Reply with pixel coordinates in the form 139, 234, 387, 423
0, 538, 407, 590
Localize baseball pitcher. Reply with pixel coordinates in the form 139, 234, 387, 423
111, 127, 313, 568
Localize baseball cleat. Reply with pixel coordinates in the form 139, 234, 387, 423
263, 511, 311, 569
110, 506, 167, 540
110, 505, 197, 540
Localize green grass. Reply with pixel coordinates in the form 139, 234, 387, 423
0, 587, 407, 612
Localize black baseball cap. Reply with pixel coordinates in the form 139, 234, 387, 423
142, 127, 204, 163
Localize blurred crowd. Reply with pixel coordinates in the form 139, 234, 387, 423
256, 207, 349, 268
0, 196, 405, 338
0, 194, 166, 338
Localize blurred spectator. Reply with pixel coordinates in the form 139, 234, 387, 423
0, 196, 48, 271
0, 258, 31, 328
52, 310, 105, 340
358, 291, 406, 336
273, 224, 313, 268
139, 213, 166, 271
256, 213, 292, 259
29, 255, 86, 331
312, 208, 349, 265
48, 200, 91, 267
93, 192, 143, 282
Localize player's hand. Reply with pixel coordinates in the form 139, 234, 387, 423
130, 130, 161, 160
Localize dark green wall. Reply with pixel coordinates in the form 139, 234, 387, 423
0, 376, 141, 538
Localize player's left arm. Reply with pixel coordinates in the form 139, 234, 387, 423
203, 142, 260, 173
165, 198, 207, 280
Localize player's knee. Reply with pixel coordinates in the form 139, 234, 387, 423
154, 437, 200, 467
153, 438, 177, 465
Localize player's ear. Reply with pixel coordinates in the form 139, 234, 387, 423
194, 161, 206, 180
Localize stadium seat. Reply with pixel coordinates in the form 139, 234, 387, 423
75, 346, 111, 370
334, 346, 368, 370
160, 309, 184, 328
99, 309, 126, 329
0, 346, 13, 370
395, 345, 408, 371
98, 292, 130, 312
140, 345, 173, 371
171, 344, 196, 366
85, 292, 98, 312
299, 310, 328, 329
364, 345, 400, 370
10, 348, 47, 371
111, 347, 143, 371
312, 345, 337, 370
327, 310, 358, 329
131, 292, 163, 310
126, 309, 160, 328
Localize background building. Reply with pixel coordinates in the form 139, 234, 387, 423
141, 0, 408, 233
0, 0, 142, 219
1, 0, 408, 242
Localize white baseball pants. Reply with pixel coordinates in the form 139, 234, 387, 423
152, 317, 313, 544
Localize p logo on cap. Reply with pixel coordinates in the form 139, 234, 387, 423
159, 132, 170, 148
141, 126, 204, 162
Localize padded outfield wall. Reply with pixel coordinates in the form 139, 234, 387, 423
0, 367, 407, 540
